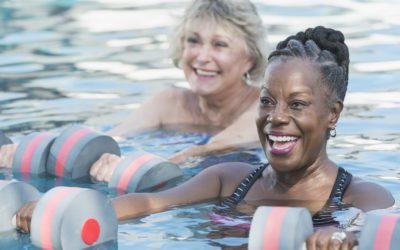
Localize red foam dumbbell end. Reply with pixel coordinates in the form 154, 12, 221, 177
81, 218, 100, 245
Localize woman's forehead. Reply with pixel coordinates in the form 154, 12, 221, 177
185, 18, 244, 37
262, 59, 322, 88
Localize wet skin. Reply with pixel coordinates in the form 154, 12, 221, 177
256, 58, 340, 175
181, 20, 253, 97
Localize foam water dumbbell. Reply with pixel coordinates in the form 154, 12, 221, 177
30, 185, 118, 249
249, 206, 313, 250
12, 132, 57, 176
46, 125, 182, 193
46, 125, 121, 180
249, 206, 400, 250
358, 209, 400, 250
0, 131, 56, 176
0, 180, 118, 249
0, 130, 13, 147
109, 150, 183, 193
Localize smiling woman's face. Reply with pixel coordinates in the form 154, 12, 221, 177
256, 58, 337, 172
181, 20, 253, 96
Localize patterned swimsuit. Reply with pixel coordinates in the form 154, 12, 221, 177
222, 164, 353, 226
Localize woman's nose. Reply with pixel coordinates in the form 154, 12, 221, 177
196, 45, 212, 62
268, 107, 290, 125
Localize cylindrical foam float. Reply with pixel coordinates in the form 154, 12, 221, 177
248, 206, 313, 250
108, 150, 183, 193
30, 186, 118, 249
46, 125, 121, 180
0, 180, 42, 232
12, 132, 57, 176
359, 209, 400, 250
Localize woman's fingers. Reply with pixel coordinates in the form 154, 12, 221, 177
306, 227, 358, 250
15, 201, 37, 233
168, 145, 206, 164
306, 230, 320, 250
0, 143, 18, 168
90, 153, 122, 182
168, 151, 187, 164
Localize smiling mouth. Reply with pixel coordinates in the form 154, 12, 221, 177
194, 68, 219, 77
267, 134, 298, 155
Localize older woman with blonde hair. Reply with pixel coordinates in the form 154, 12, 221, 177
0, 0, 268, 179
90, 0, 268, 180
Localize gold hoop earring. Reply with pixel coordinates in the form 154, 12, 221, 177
330, 126, 337, 138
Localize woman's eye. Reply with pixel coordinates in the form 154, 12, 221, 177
215, 41, 228, 47
290, 101, 307, 109
260, 97, 272, 105
186, 37, 199, 44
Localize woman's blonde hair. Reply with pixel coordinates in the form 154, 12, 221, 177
169, 0, 268, 83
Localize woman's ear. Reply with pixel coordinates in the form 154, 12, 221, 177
243, 56, 255, 76
328, 100, 343, 127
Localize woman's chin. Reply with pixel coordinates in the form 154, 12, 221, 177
191, 86, 218, 96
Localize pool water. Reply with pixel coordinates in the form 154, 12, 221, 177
0, 0, 399, 249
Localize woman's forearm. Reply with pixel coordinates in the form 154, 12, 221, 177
111, 165, 225, 221
111, 193, 158, 221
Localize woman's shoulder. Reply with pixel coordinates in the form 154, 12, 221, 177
154, 86, 194, 100
204, 162, 259, 197
212, 161, 256, 173
210, 162, 258, 183
345, 176, 395, 211
150, 86, 197, 110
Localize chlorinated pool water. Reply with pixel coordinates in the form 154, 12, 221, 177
0, 0, 399, 249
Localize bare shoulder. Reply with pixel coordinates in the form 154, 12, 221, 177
206, 162, 258, 197
151, 86, 189, 103
152, 87, 197, 110
146, 87, 195, 117
344, 176, 395, 211
209, 161, 256, 176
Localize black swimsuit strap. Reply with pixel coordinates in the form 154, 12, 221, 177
328, 167, 353, 201
312, 167, 353, 226
222, 163, 269, 206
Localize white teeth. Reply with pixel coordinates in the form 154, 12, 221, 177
269, 135, 297, 142
196, 69, 217, 76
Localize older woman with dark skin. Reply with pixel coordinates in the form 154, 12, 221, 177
16, 27, 394, 249
0, 0, 267, 180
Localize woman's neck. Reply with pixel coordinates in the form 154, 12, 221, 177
197, 83, 259, 126
268, 156, 337, 196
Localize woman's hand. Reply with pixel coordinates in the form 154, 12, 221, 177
15, 201, 38, 233
168, 145, 207, 164
90, 153, 122, 182
0, 143, 18, 168
306, 226, 358, 250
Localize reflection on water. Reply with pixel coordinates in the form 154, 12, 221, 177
1, 0, 400, 249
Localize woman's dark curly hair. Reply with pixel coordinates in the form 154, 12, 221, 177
268, 26, 349, 102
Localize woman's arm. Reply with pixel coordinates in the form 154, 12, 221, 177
345, 177, 395, 212
168, 101, 260, 163
107, 89, 175, 137
16, 163, 224, 231
112, 162, 246, 220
